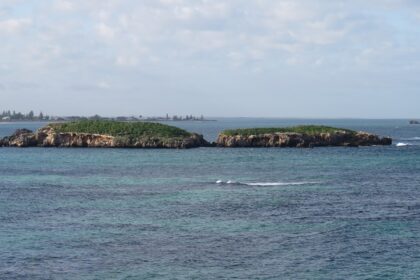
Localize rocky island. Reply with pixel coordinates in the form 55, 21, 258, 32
216, 125, 392, 148
0, 120, 209, 149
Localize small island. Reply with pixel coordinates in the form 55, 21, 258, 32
216, 125, 392, 148
0, 120, 209, 149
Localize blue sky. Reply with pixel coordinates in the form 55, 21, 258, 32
1, 0, 419, 118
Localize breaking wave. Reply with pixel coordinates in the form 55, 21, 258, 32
396, 142, 412, 147
215, 180, 319, 186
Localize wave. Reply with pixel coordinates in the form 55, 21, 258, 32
215, 180, 318, 186
396, 142, 412, 147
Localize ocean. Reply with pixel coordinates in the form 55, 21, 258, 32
1, 119, 420, 279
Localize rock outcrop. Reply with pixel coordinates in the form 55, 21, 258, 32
1, 126, 209, 149
216, 131, 392, 148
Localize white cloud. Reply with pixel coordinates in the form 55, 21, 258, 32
115, 55, 138, 67
97, 81, 111, 89
267, 1, 315, 23
54, 0, 74, 11
2, 1, 419, 67
1, 0, 419, 117
95, 22, 115, 39
0, 18, 31, 33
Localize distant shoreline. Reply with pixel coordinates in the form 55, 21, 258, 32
0, 119, 217, 124
1, 111, 214, 123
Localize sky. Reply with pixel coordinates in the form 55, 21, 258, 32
0, 0, 419, 118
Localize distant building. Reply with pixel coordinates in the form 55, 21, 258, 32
2, 116, 11, 121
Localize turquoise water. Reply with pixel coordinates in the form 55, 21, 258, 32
1, 119, 420, 279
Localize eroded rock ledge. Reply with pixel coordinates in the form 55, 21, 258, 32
0, 127, 209, 149
216, 131, 392, 148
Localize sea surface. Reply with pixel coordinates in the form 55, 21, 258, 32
1, 119, 420, 279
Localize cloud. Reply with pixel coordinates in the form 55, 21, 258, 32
0, 18, 31, 33
115, 55, 138, 67
2, 1, 419, 68
97, 81, 111, 89
54, 0, 74, 11
95, 22, 115, 39
0, 0, 419, 117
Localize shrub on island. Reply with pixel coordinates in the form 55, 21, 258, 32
221, 125, 356, 137
50, 120, 192, 139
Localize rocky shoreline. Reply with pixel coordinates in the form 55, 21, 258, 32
216, 131, 392, 148
0, 125, 393, 149
0, 127, 209, 149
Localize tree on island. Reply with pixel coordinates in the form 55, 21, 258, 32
0, 110, 50, 121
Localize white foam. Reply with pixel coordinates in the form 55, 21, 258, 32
215, 180, 317, 186
396, 142, 410, 147
246, 181, 316, 186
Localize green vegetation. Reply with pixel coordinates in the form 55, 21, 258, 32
221, 125, 356, 136
50, 120, 192, 139
1, 109, 50, 121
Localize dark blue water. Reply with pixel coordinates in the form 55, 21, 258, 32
1, 119, 420, 279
